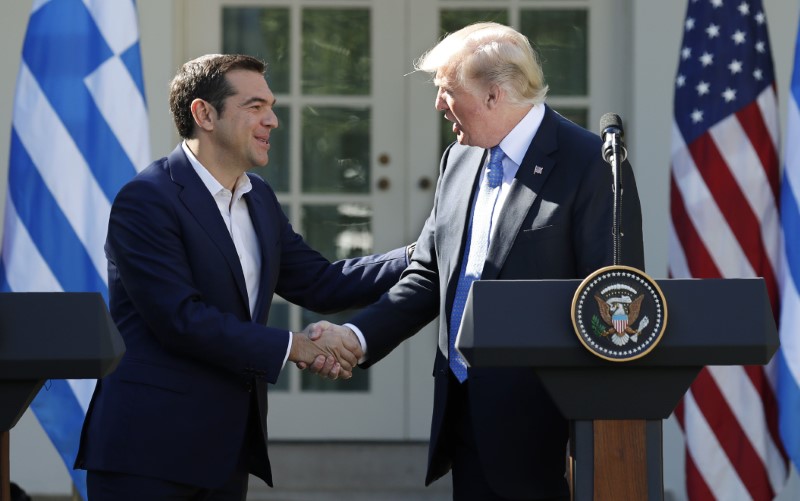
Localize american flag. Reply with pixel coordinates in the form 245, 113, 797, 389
668, 0, 788, 499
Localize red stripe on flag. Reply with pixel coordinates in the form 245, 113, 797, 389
686, 133, 779, 313
669, 173, 721, 278
736, 98, 780, 202
690, 369, 776, 499
685, 447, 716, 501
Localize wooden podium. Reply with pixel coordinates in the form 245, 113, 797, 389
457, 278, 778, 500
0, 293, 125, 501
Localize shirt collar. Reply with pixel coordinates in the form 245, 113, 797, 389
497, 104, 545, 166
181, 141, 252, 199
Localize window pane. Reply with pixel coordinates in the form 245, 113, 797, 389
222, 8, 290, 94
553, 107, 588, 129
251, 106, 289, 192
302, 204, 372, 260
302, 106, 370, 194
298, 203, 372, 392
520, 10, 588, 96
266, 302, 290, 391
440, 9, 508, 36
302, 9, 370, 95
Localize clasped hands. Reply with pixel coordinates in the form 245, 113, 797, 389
288, 321, 361, 380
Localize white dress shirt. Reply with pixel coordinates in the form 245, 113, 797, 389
182, 142, 292, 367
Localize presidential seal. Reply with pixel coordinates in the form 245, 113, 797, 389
571, 265, 667, 362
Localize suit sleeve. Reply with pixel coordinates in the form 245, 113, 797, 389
272, 223, 409, 314
347, 146, 457, 366
255, 181, 408, 313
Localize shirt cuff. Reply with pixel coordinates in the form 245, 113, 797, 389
344, 323, 368, 364
405, 242, 416, 265
282, 330, 293, 370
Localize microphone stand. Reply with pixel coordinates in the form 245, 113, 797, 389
602, 134, 627, 266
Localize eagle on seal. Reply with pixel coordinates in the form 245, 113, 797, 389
594, 294, 647, 346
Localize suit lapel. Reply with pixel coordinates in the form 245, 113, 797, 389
482, 106, 559, 280
440, 147, 487, 308
437, 146, 486, 357
168, 146, 250, 315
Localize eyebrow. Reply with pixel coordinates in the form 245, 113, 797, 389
240, 96, 276, 107
433, 77, 453, 90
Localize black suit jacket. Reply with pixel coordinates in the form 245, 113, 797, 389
352, 106, 645, 498
74, 145, 408, 489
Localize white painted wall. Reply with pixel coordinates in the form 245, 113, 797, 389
1, 0, 799, 497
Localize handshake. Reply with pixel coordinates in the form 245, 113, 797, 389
288, 321, 362, 380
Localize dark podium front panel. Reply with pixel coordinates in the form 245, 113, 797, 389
457, 278, 777, 420
0, 292, 125, 431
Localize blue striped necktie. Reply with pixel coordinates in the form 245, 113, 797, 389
448, 146, 505, 383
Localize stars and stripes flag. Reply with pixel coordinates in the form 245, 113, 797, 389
0, 0, 149, 498
668, 0, 789, 499
777, 13, 800, 476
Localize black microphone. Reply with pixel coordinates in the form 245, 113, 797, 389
599, 113, 627, 164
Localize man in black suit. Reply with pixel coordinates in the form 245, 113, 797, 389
75, 54, 410, 500
314, 23, 644, 500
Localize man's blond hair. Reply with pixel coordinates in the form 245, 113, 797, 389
415, 22, 548, 106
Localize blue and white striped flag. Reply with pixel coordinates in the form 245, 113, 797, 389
0, 0, 149, 497
778, 15, 800, 473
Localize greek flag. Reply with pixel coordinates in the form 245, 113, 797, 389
0, 0, 149, 497
779, 16, 800, 472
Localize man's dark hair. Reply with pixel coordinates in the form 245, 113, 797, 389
169, 54, 266, 139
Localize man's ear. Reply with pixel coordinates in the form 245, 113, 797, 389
485, 83, 503, 109
190, 99, 216, 132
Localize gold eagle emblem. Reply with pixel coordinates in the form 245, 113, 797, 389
594, 293, 649, 346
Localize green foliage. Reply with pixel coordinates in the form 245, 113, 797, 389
591, 315, 605, 337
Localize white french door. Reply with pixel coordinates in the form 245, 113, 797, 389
182, 0, 621, 440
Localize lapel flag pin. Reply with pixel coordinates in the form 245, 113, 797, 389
534, 166, 543, 175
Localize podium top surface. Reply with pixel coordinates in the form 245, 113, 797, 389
458, 278, 778, 369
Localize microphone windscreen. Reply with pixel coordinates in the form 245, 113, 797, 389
599, 113, 624, 136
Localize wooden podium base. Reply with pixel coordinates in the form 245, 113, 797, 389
570, 419, 663, 501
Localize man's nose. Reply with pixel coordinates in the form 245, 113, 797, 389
265, 110, 278, 128
434, 92, 446, 111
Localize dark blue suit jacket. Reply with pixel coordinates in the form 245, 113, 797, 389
75, 145, 407, 488
352, 106, 645, 498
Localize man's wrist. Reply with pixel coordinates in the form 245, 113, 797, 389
344, 323, 367, 364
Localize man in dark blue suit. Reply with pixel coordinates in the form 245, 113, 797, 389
316, 23, 645, 500
74, 54, 409, 500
